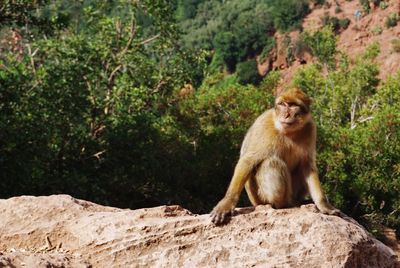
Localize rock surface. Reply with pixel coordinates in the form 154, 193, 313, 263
0, 195, 398, 268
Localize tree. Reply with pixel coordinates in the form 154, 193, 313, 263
270, 0, 310, 32
236, 60, 261, 85
0, 0, 206, 209
213, 31, 239, 72
302, 26, 337, 68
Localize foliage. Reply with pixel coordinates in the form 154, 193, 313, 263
0, 0, 85, 36
282, 34, 295, 65
175, 0, 202, 21
177, 73, 275, 207
379, 1, 388, 9
213, 32, 239, 72
236, 60, 262, 85
391, 39, 400, 53
321, 15, 351, 33
359, 0, 370, 12
180, 0, 274, 53
302, 26, 337, 68
0, 0, 206, 210
269, 0, 310, 32
259, 37, 276, 62
179, 0, 308, 71
293, 43, 400, 234
339, 18, 351, 30
371, 25, 383, 35
385, 13, 399, 28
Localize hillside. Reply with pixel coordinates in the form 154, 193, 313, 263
272, 0, 400, 88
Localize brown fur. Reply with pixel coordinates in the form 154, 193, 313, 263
211, 88, 339, 224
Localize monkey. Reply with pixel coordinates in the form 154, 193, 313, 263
211, 88, 339, 224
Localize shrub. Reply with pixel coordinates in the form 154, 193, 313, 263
213, 32, 239, 72
302, 26, 337, 67
259, 38, 276, 62
178, 75, 274, 208
371, 25, 383, 35
236, 59, 261, 85
321, 14, 340, 33
379, 1, 388, 9
292, 46, 400, 235
321, 15, 350, 33
385, 13, 399, 28
270, 0, 310, 32
339, 18, 351, 29
359, 0, 370, 12
208, 50, 225, 74
292, 38, 312, 60
283, 34, 295, 65
391, 39, 400, 53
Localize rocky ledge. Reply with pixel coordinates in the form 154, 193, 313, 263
0, 195, 398, 267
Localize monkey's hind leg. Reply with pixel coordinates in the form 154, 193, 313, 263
245, 175, 263, 206
253, 157, 293, 209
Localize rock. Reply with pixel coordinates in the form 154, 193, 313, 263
0, 250, 90, 268
0, 195, 398, 267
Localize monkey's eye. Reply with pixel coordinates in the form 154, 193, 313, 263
286, 102, 298, 107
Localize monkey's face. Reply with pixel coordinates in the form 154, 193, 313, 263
273, 88, 312, 134
274, 100, 311, 133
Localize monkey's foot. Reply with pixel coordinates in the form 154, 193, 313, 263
325, 208, 341, 216
210, 198, 236, 225
318, 205, 341, 216
210, 208, 234, 225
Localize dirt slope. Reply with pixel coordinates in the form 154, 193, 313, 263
272, 0, 400, 89
0, 195, 398, 268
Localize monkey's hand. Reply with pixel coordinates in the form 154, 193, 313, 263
316, 201, 340, 216
210, 197, 237, 225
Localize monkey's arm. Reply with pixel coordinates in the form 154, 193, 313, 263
211, 156, 256, 224
306, 170, 340, 215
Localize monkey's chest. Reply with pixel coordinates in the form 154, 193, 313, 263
280, 143, 309, 171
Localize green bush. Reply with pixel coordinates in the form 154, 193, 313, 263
379, 1, 388, 9
371, 25, 383, 35
321, 14, 340, 32
282, 34, 295, 65
321, 15, 350, 33
180, 0, 274, 60
0, 0, 208, 211
259, 37, 276, 62
213, 32, 239, 72
359, 0, 370, 12
391, 39, 400, 53
293, 44, 400, 235
178, 74, 275, 208
385, 13, 399, 28
236, 59, 261, 85
270, 0, 310, 32
339, 18, 351, 29
302, 26, 337, 68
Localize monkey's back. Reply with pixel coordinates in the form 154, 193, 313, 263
240, 109, 277, 158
